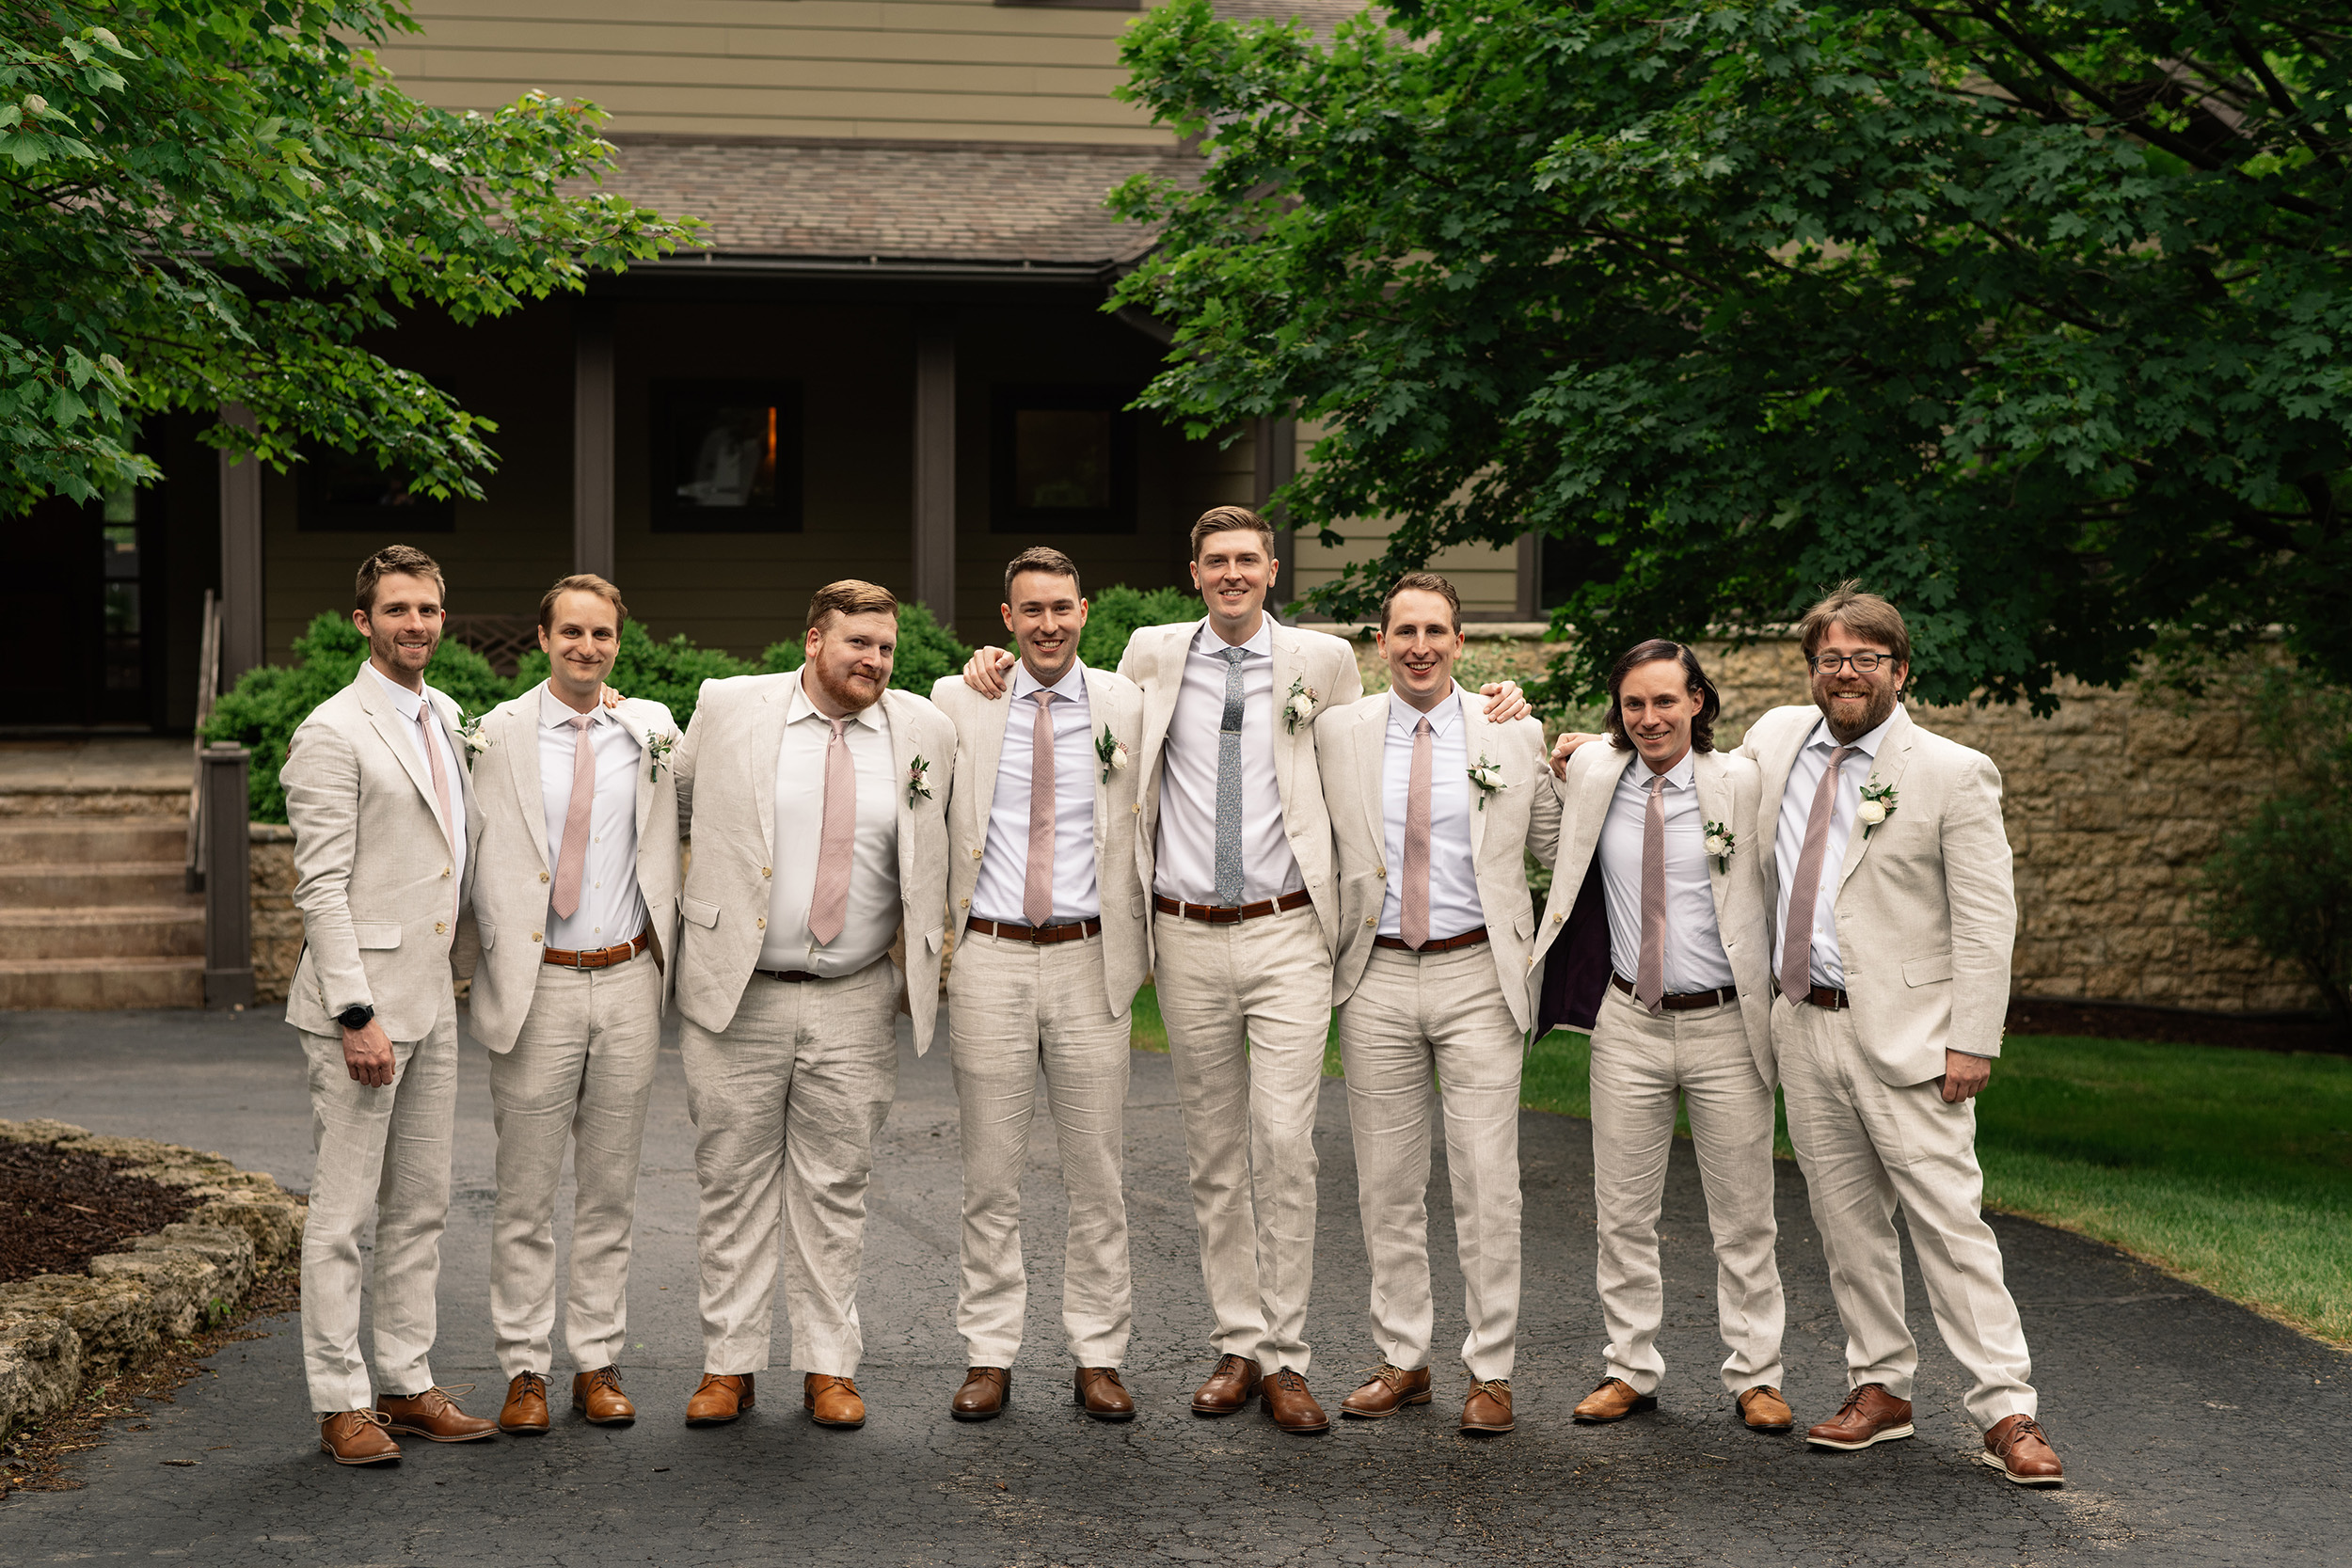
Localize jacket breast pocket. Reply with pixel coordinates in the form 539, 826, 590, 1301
476, 921, 497, 952
1902, 951, 1954, 987
681, 895, 721, 930
355, 925, 402, 950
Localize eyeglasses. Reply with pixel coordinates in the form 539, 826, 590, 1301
1808, 652, 1890, 673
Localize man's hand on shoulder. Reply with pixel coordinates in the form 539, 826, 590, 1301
962, 646, 1016, 700
1477, 682, 1531, 725
1549, 731, 1604, 778
1940, 1050, 1992, 1102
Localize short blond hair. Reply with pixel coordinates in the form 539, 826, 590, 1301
537, 573, 628, 631
806, 579, 899, 635
1188, 504, 1276, 562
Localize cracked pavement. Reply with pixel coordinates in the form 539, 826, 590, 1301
1, 1006, 2344, 1565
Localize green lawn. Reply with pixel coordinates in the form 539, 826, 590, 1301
1128, 987, 2352, 1348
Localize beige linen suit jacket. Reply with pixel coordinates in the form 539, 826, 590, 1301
930, 667, 1152, 1015
1538, 743, 1776, 1083
463, 685, 685, 1055
1116, 617, 1364, 951
1317, 686, 1561, 1032
282, 665, 484, 1041
670, 670, 958, 1052
1740, 704, 2015, 1085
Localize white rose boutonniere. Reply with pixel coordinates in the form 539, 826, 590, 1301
1095, 726, 1129, 784
1702, 819, 1737, 870
1467, 754, 1504, 809
906, 754, 934, 809
456, 714, 489, 769
1284, 674, 1317, 733
644, 730, 679, 784
1857, 778, 1898, 829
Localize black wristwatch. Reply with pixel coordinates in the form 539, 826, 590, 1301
336, 1003, 375, 1031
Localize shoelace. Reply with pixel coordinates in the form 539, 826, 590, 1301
1083, 1369, 1125, 1388
1469, 1378, 1512, 1398
512, 1372, 546, 1395
1832, 1385, 1874, 1420
1369, 1364, 1413, 1389
400, 1383, 476, 1414
2000, 1417, 2047, 1448
1214, 1354, 1252, 1378
1269, 1369, 1309, 1392
585, 1367, 623, 1394
322, 1409, 391, 1429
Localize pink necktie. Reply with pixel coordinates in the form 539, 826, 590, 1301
1025, 691, 1057, 927
1636, 773, 1668, 1013
1401, 716, 1432, 950
809, 716, 855, 947
550, 713, 595, 921
1779, 744, 1853, 1001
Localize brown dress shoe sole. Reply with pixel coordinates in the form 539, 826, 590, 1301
1340, 1390, 1433, 1419
1461, 1416, 1515, 1434
684, 1407, 745, 1427
1738, 1406, 1794, 1434
1073, 1386, 1136, 1421
320, 1438, 401, 1465
498, 1416, 549, 1434
808, 1409, 865, 1429
580, 1409, 634, 1427
380, 1419, 496, 1443
1805, 1421, 1915, 1451
1571, 1394, 1657, 1425
1977, 1450, 2065, 1487
1190, 1392, 1253, 1416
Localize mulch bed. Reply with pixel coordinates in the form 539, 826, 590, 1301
2006, 997, 2347, 1055
0, 1143, 199, 1285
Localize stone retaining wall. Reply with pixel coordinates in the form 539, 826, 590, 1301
0, 1121, 306, 1440
1338, 627, 2320, 1015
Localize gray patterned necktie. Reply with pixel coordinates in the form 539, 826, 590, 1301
1214, 645, 1248, 905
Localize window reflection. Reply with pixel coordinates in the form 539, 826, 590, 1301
651, 381, 802, 532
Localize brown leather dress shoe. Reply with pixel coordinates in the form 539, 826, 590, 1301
499, 1371, 550, 1433
804, 1373, 866, 1429
1259, 1368, 1330, 1433
1341, 1364, 1432, 1418
1073, 1367, 1135, 1421
685, 1372, 754, 1426
1571, 1377, 1657, 1424
1804, 1383, 1915, 1450
952, 1368, 1009, 1421
318, 1409, 401, 1465
573, 1366, 635, 1426
1979, 1414, 2066, 1487
376, 1386, 497, 1443
1190, 1354, 1262, 1416
1461, 1379, 1514, 1434
1737, 1385, 1795, 1433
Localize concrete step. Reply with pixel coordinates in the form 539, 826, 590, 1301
0, 862, 193, 909
0, 786, 191, 819
0, 906, 205, 961
0, 816, 186, 864
0, 957, 204, 1008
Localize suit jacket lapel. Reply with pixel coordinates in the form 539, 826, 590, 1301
752, 673, 795, 865
1693, 748, 1731, 923
358, 668, 454, 847
1354, 701, 1385, 860
612, 699, 659, 847
1456, 686, 1489, 863
1139, 623, 1189, 784
973, 678, 1009, 841
1565, 745, 1634, 882
1080, 665, 1113, 851
1268, 624, 1300, 819
883, 689, 922, 897
1836, 706, 1915, 893
506, 689, 550, 874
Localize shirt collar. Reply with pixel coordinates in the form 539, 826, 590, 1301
1804, 708, 1898, 760
538, 684, 612, 729
1010, 659, 1089, 704
1192, 615, 1274, 660
366, 661, 426, 722
1387, 686, 1462, 737
1628, 747, 1696, 791
787, 673, 886, 730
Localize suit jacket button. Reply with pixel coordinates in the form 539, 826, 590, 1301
960, 897, 970, 908
435, 921, 447, 935
440, 866, 451, 879
755, 917, 767, 930
973, 848, 983, 860
532, 931, 542, 942
539, 872, 549, 883
762, 866, 771, 878
1375, 867, 1386, 879
1552, 911, 1565, 923
1364, 917, 1375, 927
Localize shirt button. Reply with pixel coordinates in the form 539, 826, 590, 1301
756, 917, 767, 930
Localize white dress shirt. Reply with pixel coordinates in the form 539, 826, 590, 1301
760, 683, 899, 976
972, 660, 1100, 924
1772, 710, 1897, 990
1376, 689, 1483, 940
366, 661, 467, 893
536, 685, 647, 951
1597, 748, 1735, 992
1152, 617, 1305, 905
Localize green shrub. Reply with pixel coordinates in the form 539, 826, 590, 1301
1078, 585, 1199, 672
2195, 665, 2352, 1037
202, 612, 506, 823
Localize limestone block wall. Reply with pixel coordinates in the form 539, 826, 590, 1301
1337, 626, 2318, 1015
248, 824, 298, 1006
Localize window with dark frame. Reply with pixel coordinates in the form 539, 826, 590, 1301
650, 379, 803, 533
992, 386, 1136, 534
296, 451, 456, 532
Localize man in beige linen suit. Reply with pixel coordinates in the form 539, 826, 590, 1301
1317, 573, 1558, 1436
1540, 641, 1789, 1434
930, 547, 1150, 1423
283, 545, 495, 1464
669, 580, 956, 1433
965, 507, 1531, 1430
465, 575, 682, 1433
1740, 583, 2064, 1486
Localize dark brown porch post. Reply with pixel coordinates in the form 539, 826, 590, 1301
216, 404, 265, 682
912, 321, 957, 630
573, 303, 616, 580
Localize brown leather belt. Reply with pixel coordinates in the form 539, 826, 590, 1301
1772, 978, 1851, 1010
542, 930, 648, 970
1611, 972, 1737, 1010
759, 968, 823, 984
1154, 889, 1312, 925
965, 916, 1103, 944
1374, 927, 1490, 954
